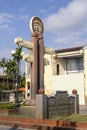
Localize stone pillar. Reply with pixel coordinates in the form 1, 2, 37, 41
25, 61, 28, 100
38, 37, 44, 90
36, 94, 47, 119
30, 34, 39, 105
74, 94, 79, 114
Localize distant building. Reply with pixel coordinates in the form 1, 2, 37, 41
0, 90, 15, 103
0, 77, 15, 103
44, 45, 87, 105
0, 77, 13, 90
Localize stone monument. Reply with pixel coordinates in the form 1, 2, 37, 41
14, 16, 54, 106
29, 16, 44, 105
14, 16, 79, 119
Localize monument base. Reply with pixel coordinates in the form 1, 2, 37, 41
19, 106, 36, 117
28, 99, 36, 106
36, 94, 47, 119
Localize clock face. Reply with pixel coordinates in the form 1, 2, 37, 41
30, 16, 44, 35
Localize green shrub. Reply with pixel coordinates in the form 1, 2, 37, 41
52, 114, 87, 122
0, 103, 14, 110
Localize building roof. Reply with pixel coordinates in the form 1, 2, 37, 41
55, 46, 84, 53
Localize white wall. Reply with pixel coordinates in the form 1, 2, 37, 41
52, 73, 84, 105
44, 54, 53, 95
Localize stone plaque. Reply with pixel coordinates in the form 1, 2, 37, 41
30, 16, 44, 35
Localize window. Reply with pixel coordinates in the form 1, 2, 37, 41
66, 57, 83, 73
57, 64, 59, 75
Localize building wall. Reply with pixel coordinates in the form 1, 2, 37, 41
52, 73, 84, 105
53, 58, 66, 75
44, 54, 53, 95
83, 47, 87, 104
44, 47, 86, 105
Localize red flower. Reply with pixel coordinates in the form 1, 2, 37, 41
38, 88, 45, 94
72, 89, 77, 94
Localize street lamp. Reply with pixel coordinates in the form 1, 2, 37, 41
11, 50, 20, 108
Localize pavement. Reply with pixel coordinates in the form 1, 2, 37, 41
0, 125, 87, 130
79, 105, 87, 114
0, 125, 31, 130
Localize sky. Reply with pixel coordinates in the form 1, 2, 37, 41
0, 0, 87, 61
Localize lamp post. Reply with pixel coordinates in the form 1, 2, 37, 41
11, 50, 20, 108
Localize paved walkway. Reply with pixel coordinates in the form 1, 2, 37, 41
79, 105, 87, 114
0, 125, 30, 130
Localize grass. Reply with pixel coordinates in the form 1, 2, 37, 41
0, 114, 33, 118
53, 114, 87, 122
1, 114, 87, 122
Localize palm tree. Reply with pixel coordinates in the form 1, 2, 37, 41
11, 46, 22, 89
0, 58, 7, 86
5, 59, 17, 89
14, 46, 22, 86
21, 72, 25, 88
12, 46, 23, 106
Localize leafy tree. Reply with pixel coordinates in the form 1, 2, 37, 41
0, 58, 7, 86
0, 46, 25, 90
21, 72, 25, 88
5, 59, 17, 89
14, 46, 23, 87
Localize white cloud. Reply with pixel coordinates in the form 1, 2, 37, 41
0, 24, 9, 29
19, 14, 29, 22
44, 0, 87, 49
39, 9, 47, 14
0, 13, 29, 33
0, 13, 14, 24
48, 0, 56, 3
0, 49, 12, 60
0, 13, 16, 33
44, 0, 87, 32
19, 7, 27, 13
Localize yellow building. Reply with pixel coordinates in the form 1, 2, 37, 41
44, 45, 87, 105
